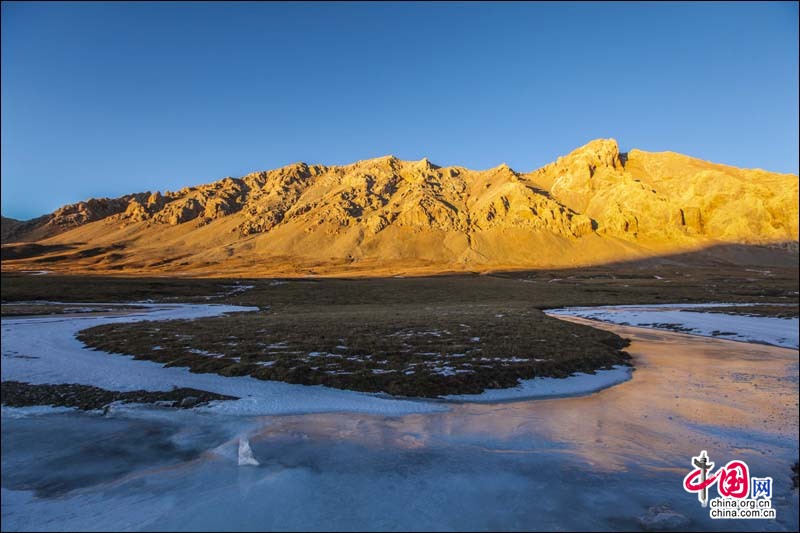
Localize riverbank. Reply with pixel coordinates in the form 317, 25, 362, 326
1, 302, 634, 409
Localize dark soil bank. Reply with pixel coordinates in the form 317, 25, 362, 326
1, 381, 237, 411
78, 306, 632, 398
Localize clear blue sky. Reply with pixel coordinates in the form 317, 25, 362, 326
2, 1, 798, 220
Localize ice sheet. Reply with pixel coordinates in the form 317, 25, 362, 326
547, 303, 799, 349
2, 324, 798, 532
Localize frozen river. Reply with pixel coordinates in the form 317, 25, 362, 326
2, 304, 798, 531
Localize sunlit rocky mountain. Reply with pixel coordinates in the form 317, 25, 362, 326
2, 139, 797, 276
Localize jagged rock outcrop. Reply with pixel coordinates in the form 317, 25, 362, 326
2, 139, 797, 275
51, 195, 148, 230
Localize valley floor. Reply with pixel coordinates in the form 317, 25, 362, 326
1, 265, 797, 396
1, 304, 798, 531
0, 269, 798, 531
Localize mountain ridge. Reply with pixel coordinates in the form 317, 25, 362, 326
2, 139, 797, 276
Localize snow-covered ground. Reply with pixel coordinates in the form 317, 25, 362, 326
547, 303, 799, 349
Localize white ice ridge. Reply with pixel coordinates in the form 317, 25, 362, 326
546, 303, 798, 349
443, 365, 632, 402
238, 437, 260, 466
0, 303, 443, 416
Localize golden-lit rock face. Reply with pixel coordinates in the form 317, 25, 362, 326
2, 139, 798, 276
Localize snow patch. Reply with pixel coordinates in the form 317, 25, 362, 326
188, 348, 225, 358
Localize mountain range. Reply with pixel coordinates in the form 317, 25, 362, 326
2, 139, 798, 276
